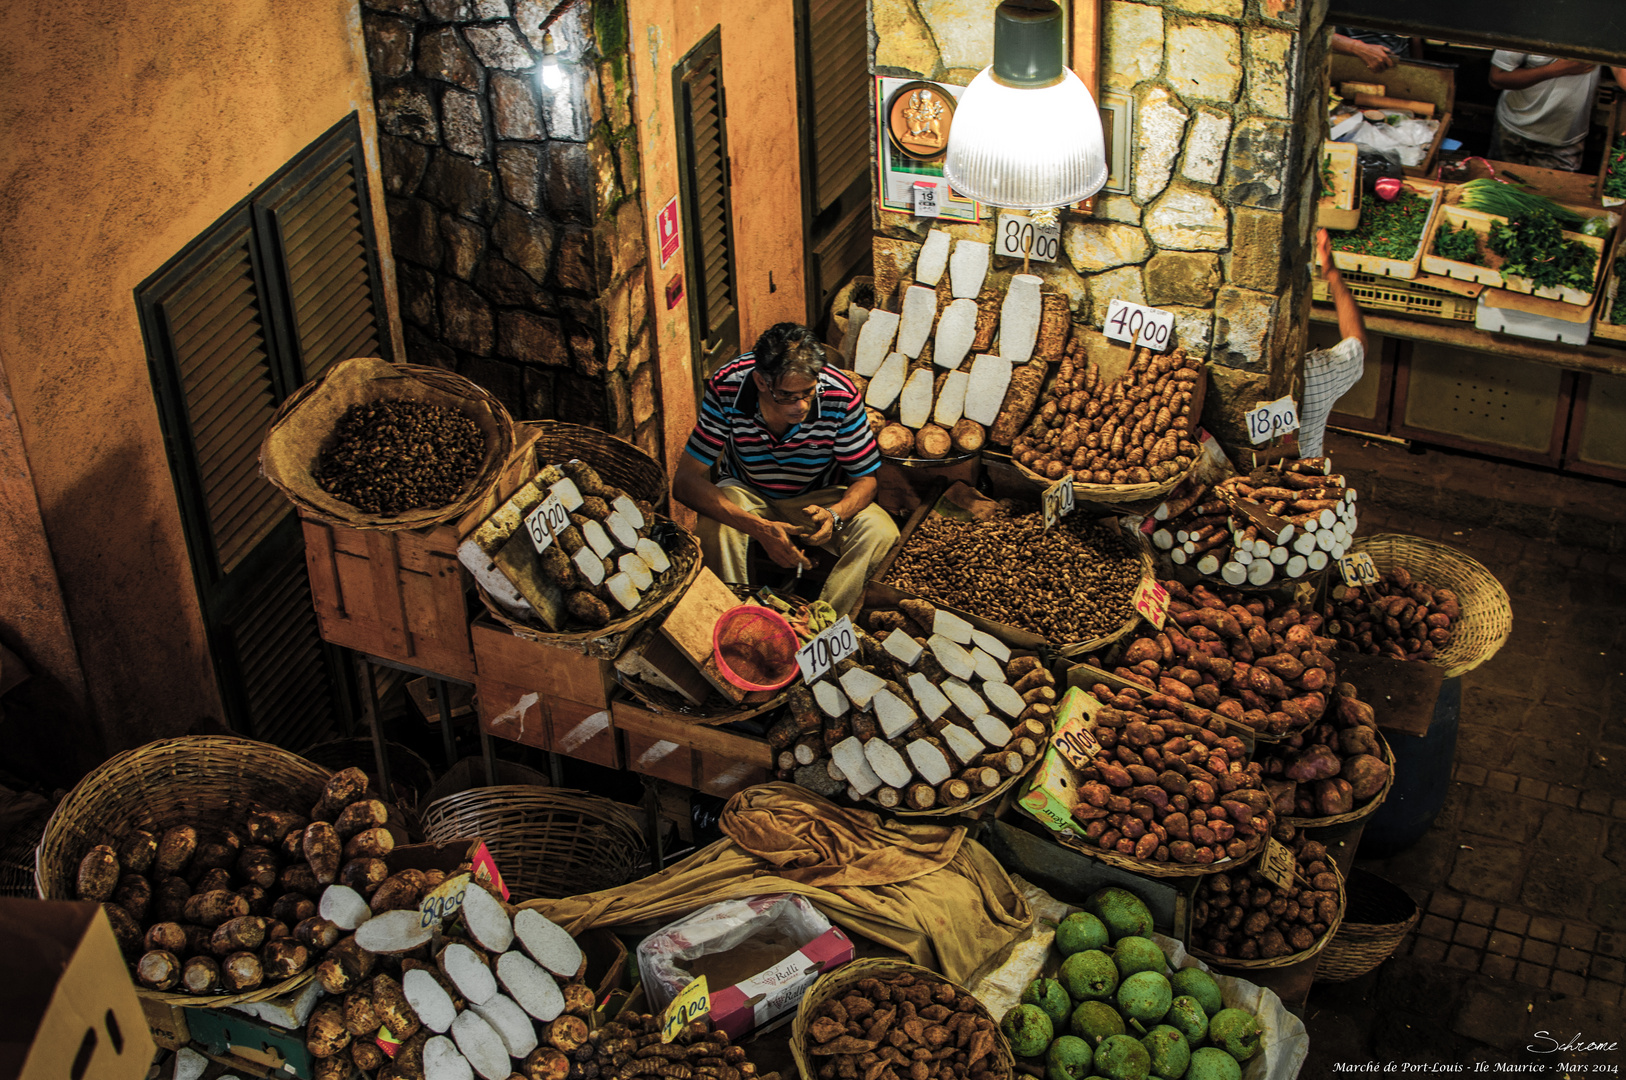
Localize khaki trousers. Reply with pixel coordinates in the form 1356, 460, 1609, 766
695, 483, 899, 616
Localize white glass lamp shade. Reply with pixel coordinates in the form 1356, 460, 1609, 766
943, 65, 1109, 209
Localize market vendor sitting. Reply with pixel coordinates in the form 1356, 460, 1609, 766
674, 322, 898, 616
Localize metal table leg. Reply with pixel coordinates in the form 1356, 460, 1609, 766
354, 654, 394, 798
434, 678, 458, 768
480, 724, 498, 788
642, 777, 665, 872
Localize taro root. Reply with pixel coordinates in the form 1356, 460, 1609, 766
76, 845, 121, 902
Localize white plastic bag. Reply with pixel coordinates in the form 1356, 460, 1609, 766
635, 893, 835, 1012
1342, 114, 1439, 169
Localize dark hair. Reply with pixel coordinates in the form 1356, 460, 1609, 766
752, 323, 826, 385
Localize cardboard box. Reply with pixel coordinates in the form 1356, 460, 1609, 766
0, 898, 157, 1080
185, 1008, 310, 1080
139, 997, 189, 1052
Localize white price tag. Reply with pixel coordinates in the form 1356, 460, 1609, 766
912, 182, 940, 218
795, 616, 859, 684
1246, 395, 1301, 445
1103, 299, 1175, 352
524, 494, 571, 554
1338, 552, 1380, 587
996, 212, 1061, 263
1042, 475, 1075, 531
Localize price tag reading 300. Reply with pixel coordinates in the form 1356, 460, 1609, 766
796, 616, 858, 683
525, 494, 571, 553
1104, 299, 1175, 352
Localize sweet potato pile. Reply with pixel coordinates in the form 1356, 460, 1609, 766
1190, 826, 1342, 960
1009, 341, 1202, 484
805, 971, 1002, 1080
1326, 568, 1459, 661
1258, 684, 1390, 819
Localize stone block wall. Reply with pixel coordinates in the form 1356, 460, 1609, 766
363, 0, 662, 462
870, 0, 1332, 446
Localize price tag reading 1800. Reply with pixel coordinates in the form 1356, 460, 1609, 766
795, 616, 858, 683
1246, 395, 1301, 445
1258, 837, 1297, 891
525, 493, 571, 553
1104, 299, 1175, 352
1042, 475, 1075, 532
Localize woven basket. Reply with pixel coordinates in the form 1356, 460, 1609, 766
790, 959, 1011, 1080
260, 357, 515, 532
476, 517, 702, 658
35, 736, 332, 1006
1282, 729, 1396, 828
1052, 822, 1269, 878
1342, 534, 1513, 678
1314, 868, 1420, 982
1012, 454, 1194, 505
1189, 858, 1346, 971
421, 786, 647, 902
502, 421, 670, 513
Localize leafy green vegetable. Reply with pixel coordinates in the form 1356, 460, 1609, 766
1319, 153, 1336, 197
1487, 212, 1598, 292
1433, 217, 1482, 265
1610, 257, 1626, 327
1580, 217, 1613, 239
1453, 178, 1587, 226
1330, 190, 1433, 261
1605, 136, 1626, 201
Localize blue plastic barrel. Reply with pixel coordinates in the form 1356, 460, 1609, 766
1357, 676, 1461, 858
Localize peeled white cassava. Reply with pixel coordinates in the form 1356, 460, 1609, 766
512, 910, 583, 978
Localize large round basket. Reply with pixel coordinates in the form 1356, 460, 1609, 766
421, 786, 647, 902
1055, 822, 1270, 878
1282, 728, 1395, 828
475, 517, 702, 658
1313, 868, 1420, 982
510, 420, 670, 512
260, 357, 515, 532
791, 959, 1012, 1080
1189, 859, 1346, 972
35, 736, 332, 1007
1345, 534, 1512, 679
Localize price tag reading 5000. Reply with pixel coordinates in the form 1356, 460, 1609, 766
525, 494, 571, 554
795, 616, 858, 684
1104, 299, 1175, 352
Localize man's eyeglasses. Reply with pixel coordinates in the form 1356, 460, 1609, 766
763, 381, 821, 405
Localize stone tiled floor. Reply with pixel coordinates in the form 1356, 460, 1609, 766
1299, 435, 1626, 1073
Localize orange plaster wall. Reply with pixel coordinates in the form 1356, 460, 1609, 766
623, 0, 809, 476
0, 0, 398, 773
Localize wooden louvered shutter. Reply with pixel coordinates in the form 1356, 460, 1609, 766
674, 31, 740, 388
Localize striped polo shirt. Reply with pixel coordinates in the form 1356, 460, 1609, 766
685, 354, 882, 498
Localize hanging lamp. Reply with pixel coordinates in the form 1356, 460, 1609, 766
942, 0, 1109, 209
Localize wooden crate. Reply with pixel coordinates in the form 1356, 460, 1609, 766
1420, 205, 1508, 287
1593, 95, 1625, 206
302, 516, 475, 680
1328, 55, 1454, 178
1392, 341, 1574, 466
475, 675, 621, 768
1316, 140, 1360, 232
1328, 179, 1441, 281
472, 618, 616, 707
611, 699, 773, 794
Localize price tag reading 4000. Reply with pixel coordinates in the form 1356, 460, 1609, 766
525, 494, 571, 554
1258, 838, 1296, 892
1104, 299, 1175, 352
661, 976, 710, 1043
1042, 475, 1075, 532
795, 616, 858, 683
1339, 552, 1380, 587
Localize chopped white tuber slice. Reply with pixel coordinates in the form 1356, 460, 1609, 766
1269, 545, 1289, 566
838, 667, 889, 709
928, 635, 976, 681
1278, 522, 1296, 545
470, 994, 539, 1059
1221, 561, 1249, 586
635, 537, 670, 574
1318, 508, 1337, 529
604, 511, 641, 551
573, 546, 606, 587
830, 736, 884, 795
617, 552, 654, 590
549, 477, 584, 512
812, 680, 850, 718
1252, 538, 1272, 558
854, 310, 901, 377
933, 369, 970, 428
865, 352, 909, 412
612, 494, 645, 530
604, 572, 642, 612
905, 740, 954, 786
962, 354, 1013, 426
997, 274, 1044, 365
583, 520, 615, 559
354, 909, 433, 953
863, 739, 914, 789
896, 285, 939, 359
916, 229, 951, 286
441, 942, 498, 1005
972, 715, 1013, 748
1293, 531, 1318, 556
450, 1009, 511, 1080
970, 648, 1006, 685
404, 968, 461, 1033
1315, 529, 1337, 552
1302, 516, 1319, 533
459, 881, 514, 953
971, 630, 1010, 662
423, 1037, 474, 1080
905, 673, 951, 722
1197, 554, 1222, 577
1247, 559, 1276, 586
1305, 550, 1328, 572
933, 299, 979, 370
513, 909, 584, 977
1152, 529, 1175, 551
940, 725, 986, 766
883, 629, 924, 668
872, 688, 921, 739
950, 240, 990, 299
1329, 538, 1349, 560
983, 681, 1027, 719
1235, 549, 1253, 566
1332, 521, 1349, 543
899, 368, 936, 429
942, 678, 989, 720
175, 1049, 209, 1080
318, 885, 371, 930
1170, 548, 1188, 565
1286, 554, 1310, 577
932, 607, 975, 644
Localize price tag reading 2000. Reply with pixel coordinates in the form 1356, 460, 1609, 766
525, 494, 571, 554
796, 616, 858, 683
1104, 299, 1175, 352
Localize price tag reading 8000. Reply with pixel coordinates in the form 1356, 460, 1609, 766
996, 212, 1061, 264
525, 494, 571, 554
1042, 475, 1075, 532
1104, 299, 1175, 352
795, 616, 858, 684
1258, 837, 1297, 891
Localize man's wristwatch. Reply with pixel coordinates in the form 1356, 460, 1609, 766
827, 508, 845, 533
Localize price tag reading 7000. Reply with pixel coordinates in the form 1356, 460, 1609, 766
795, 616, 858, 684
1042, 476, 1075, 532
661, 976, 711, 1043
1104, 299, 1175, 352
525, 494, 571, 554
